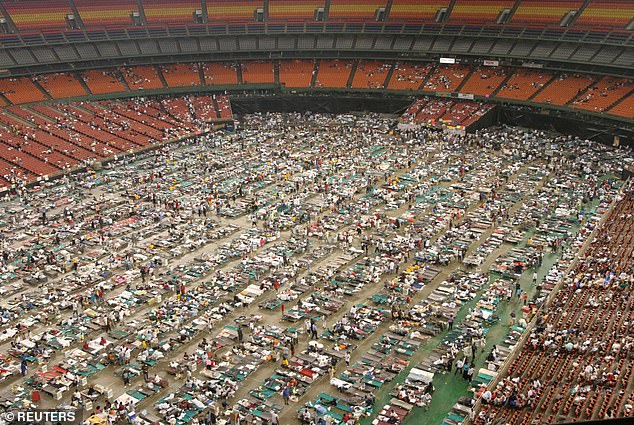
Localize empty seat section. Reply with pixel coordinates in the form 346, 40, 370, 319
122, 66, 164, 90
3, 0, 70, 32
511, 0, 584, 26
74, 0, 138, 28
81, 70, 127, 94
207, 0, 262, 22
460, 67, 509, 97
142, 0, 201, 24
387, 62, 433, 91
450, 0, 515, 23
571, 77, 633, 112
389, 0, 450, 21
314, 60, 353, 88
424, 64, 470, 92
268, 0, 325, 21
241, 61, 275, 84
328, 0, 387, 20
351, 61, 391, 89
608, 93, 634, 119
35, 73, 87, 99
0, 77, 47, 104
204, 63, 239, 85
532, 73, 594, 106
279, 60, 315, 88
496, 69, 553, 100
160, 64, 201, 87
575, 0, 634, 28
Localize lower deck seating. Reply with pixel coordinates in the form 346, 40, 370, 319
0, 95, 232, 187
475, 194, 634, 424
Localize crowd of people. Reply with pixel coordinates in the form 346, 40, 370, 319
0, 110, 632, 425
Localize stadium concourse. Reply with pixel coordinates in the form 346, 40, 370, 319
0, 105, 632, 425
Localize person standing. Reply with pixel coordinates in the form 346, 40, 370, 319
455, 358, 463, 375
270, 411, 279, 425
282, 387, 291, 405
237, 326, 243, 343
467, 366, 475, 382
344, 352, 350, 367
21, 358, 27, 376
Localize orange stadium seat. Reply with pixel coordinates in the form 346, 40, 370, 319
389, 0, 450, 21
3, 0, 70, 32
279, 60, 315, 88
387, 62, 433, 91
328, 0, 387, 20
511, 0, 585, 26
203, 63, 239, 85
423, 64, 471, 92
571, 76, 633, 112
268, 0, 325, 21
0, 77, 47, 104
74, 0, 138, 28
460, 67, 509, 97
241, 61, 275, 84
314, 60, 353, 88
532, 73, 595, 106
81, 70, 127, 95
34, 73, 87, 99
496, 69, 553, 101
450, 0, 515, 24
575, 0, 634, 28
122, 66, 164, 90
608, 93, 634, 119
142, 0, 201, 24
160, 64, 201, 87
351, 61, 391, 89
207, 0, 263, 22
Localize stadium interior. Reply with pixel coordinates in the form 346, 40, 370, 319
0, 1, 633, 425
